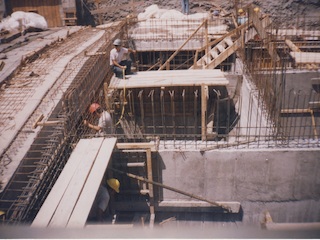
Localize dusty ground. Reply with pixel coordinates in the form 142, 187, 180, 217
86, 0, 320, 29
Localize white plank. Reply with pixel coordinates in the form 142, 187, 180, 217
31, 139, 96, 227
48, 138, 105, 228
67, 137, 117, 228
109, 70, 228, 89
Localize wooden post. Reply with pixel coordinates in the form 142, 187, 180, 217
146, 148, 155, 228
205, 19, 209, 65
201, 84, 208, 141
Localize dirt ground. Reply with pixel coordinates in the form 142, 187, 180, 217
87, 0, 320, 28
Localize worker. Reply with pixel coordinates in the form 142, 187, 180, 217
181, 0, 189, 14
90, 178, 120, 222
237, 8, 247, 25
110, 38, 136, 79
83, 103, 113, 135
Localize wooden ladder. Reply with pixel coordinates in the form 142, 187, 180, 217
191, 36, 241, 69
190, 6, 276, 70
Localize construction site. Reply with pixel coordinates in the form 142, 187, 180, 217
0, 0, 320, 238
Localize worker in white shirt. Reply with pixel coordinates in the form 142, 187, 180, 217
110, 38, 136, 78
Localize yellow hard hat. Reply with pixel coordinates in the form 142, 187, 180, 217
238, 8, 244, 14
107, 178, 120, 193
254, 7, 260, 12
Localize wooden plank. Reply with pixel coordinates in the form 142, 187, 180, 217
48, 138, 105, 227
285, 39, 301, 52
136, 69, 225, 77
158, 201, 241, 213
67, 138, 117, 228
116, 142, 157, 151
158, 20, 207, 70
249, 7, 280, 62
31, 139, 96, 227
109, 70, 228, 89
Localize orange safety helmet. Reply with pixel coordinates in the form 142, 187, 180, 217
89, 103, 100, 114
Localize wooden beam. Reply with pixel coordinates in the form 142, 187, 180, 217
116, 142, 158, 151
201, 84, 208, 141
285, 39, 301, 52
249, 7, 280, 62
158, 200, 241, 213
146, 148, 155, 228
158, 19, 207, 71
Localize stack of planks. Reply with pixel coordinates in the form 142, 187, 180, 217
31, 137, 117, 228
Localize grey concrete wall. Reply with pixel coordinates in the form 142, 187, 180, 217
156, 148, 320, 223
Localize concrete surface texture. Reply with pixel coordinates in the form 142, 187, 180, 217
157, 148, 320, 223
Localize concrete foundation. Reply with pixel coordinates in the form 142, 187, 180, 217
156, 148, 320, 224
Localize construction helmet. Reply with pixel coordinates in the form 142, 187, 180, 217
254, 7, 260, 12
238, 8, 244, 14
89, 103, 100, 114
107, 178, 120, 193
113, 39, 122, 46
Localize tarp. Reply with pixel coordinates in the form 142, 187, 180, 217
0, 11, 48, 32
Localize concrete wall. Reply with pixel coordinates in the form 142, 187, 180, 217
236, 77, 272, 137
156, 148, 320, 223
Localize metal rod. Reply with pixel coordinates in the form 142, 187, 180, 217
110, 167, 232, 212
160, 87, 166, 136
138, 90, 145, 132
148, 90, 156, 134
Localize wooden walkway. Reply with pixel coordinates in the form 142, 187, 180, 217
108, 69, 229, 89
32, 137, 117, 228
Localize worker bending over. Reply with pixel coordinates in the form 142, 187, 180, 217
84, 103, 113, 135
110, 38, 136, 78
